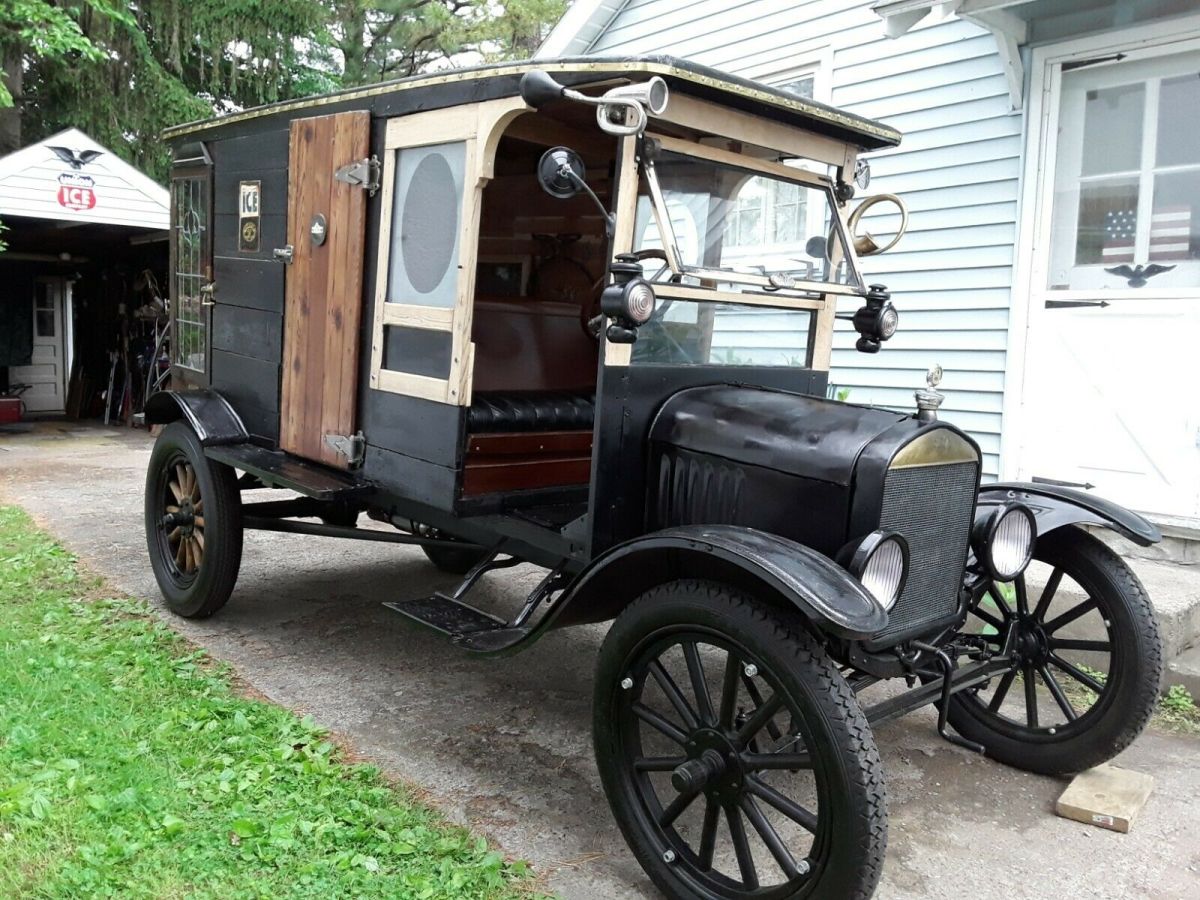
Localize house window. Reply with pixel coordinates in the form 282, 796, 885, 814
34, 285, 56, 337
1048, 49, 1200, 290
778, 73, 816, 100
725, 177, 806, 248
170, 171, 210, 372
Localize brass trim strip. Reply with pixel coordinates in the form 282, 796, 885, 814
890, 429, 979, 469
161, 60, 902, 145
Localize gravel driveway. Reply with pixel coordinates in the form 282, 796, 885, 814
2, 422, 1198, 899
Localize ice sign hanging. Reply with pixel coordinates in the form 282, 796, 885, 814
57, 172, 97, 211
239, 180, 261, 252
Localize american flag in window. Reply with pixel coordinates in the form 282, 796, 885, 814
1102, 209, 1136, 263
1149, 205, 1192, 261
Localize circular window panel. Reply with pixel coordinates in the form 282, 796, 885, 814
402, 152, 458, 294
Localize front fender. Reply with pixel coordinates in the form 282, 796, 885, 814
549, 525, 886, 639
978, 482, 1161, 547
144, 390, 248, 446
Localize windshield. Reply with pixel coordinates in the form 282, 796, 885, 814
634, 149, 860, 292
631, 298, 814, 367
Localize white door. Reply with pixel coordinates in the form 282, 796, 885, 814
1019, 39, 1200, 521
10, 279, 68, 414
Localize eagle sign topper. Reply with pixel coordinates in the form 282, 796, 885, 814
49, 146, 102, 211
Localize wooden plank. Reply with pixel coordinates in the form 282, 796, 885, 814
381, 303, 454, 331
212, 304, 282, 362
1055, 765, 1154, 834
319, 110, 370, 467
467, 430, 593, 456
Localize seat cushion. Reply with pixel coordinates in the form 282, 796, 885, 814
467, 391, 595, 433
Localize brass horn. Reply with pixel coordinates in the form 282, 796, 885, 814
847, 193, 909, 256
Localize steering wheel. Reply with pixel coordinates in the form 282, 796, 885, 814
847, 193, 909, 256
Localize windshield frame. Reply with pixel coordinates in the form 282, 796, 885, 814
639, 135, 867, 297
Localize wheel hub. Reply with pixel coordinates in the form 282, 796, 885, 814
682, 728, 744, 803
1012, 617, 1050, 666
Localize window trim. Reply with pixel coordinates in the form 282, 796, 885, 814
169, 162, 213, 378
368, 97, 526, 406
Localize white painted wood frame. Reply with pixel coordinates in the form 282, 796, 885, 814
1001, 14, 1200, 482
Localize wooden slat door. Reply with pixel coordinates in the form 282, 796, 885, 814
280, 111, 370, 468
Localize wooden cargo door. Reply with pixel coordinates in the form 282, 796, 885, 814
280, 110, 370, 468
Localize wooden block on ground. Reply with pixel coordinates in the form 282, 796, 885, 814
1055, 764, 1154, 834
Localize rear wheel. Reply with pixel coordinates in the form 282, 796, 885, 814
594, 580, 886, 900
950, 527, 1162, 775
144, 422, 243, 618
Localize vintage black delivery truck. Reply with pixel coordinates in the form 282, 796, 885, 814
143, 57, 1164, 899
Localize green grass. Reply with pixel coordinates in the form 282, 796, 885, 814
0, 506, 539, 899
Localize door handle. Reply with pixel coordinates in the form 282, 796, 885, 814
199, 282, 216, 307
274, 245, 295, 265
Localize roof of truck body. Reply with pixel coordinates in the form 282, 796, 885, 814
162, 55, 901, 151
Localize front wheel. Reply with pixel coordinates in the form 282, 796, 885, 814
950, 526, 1163, 775
144, 421, 243, 618
594, 580, 887, 900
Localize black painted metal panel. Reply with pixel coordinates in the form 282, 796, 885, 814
213, 256, 284, 313
359, 388, 464, 467
211, 349, 280, 425
361, 444, 457, 511
381, 325, 452, 379
213, 304, 282, 362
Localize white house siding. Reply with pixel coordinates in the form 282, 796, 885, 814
587, 2, 1021, 477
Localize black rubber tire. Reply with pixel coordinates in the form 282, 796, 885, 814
144, 421, 243, 618
594, 580, 887, 900
948, 527, 1163, 776
421, 542, 488, 575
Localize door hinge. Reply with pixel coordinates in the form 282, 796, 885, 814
334, 155, 381, 196
1045, 299, 1110, 309
324, 430, 366, 468
273, 244, 294, 265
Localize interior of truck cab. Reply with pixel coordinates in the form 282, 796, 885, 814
464, 112, 615, 498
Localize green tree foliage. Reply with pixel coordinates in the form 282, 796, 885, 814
2, 1, 565, 183
327, 0, 567, 87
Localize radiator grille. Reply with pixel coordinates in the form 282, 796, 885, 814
653, 450, 744, 528
872, 460, 978, 643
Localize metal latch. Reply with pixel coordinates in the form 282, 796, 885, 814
273, 244, 294, 265
324, 430, 366, 468
334, 155, 381, 196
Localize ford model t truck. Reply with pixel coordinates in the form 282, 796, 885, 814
144, 58, 1163, 899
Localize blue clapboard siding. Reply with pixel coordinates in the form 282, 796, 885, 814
586, 2, 1020, 477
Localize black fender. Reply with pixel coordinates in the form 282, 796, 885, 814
143, 390, 248, 446
978, 482, 1161, 547
548, 525, 886, 640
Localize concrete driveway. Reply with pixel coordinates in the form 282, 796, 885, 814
2, 422, 1198, 899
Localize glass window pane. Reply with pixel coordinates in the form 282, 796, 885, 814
631, 300, 813, 367
1081, 84, 1144, 176
172, 174, 209, 373
779, 75, 815, 100
387, 141, 465, 309
1150, 171, 1199, 263
1075, 178, 1139, 265
1156, 73, 1200, 167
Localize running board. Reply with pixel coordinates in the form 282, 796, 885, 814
383, 595, 532, 653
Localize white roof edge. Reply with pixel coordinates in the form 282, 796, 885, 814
536, 0, 628, 58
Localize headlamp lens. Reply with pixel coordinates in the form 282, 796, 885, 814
988, 506, 1035, 580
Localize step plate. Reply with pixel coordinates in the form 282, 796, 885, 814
384, 595, 507, 638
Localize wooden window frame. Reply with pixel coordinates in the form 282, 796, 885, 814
169, 162, 213, 382
369, 97, 528, 405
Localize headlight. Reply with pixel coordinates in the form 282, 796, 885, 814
852, 284, 899, 354
973, 503, 1035, 581
849, 530, 909, 610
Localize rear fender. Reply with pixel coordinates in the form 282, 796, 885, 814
549, 525, 886, 639
978, 482, 1161, 547
143, 390, 248, 446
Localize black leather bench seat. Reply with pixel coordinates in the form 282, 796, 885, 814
468, 391, 595, 433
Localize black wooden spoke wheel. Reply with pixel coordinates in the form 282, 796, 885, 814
950, 527, 1162, 775
595, 580, 886, 900
144, 422, 243, 618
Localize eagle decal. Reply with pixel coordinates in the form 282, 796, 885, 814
1103, 263, 1175, 289
47, 146, 103, 170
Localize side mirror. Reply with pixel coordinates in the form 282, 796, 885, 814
805, 235, 827, 259
520, 70, 566, 109
537, 146, 586, 199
